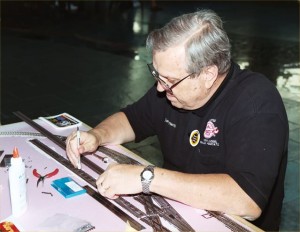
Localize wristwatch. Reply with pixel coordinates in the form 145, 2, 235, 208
140, 165, 155, 194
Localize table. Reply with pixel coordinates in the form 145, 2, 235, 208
0, 114, 263, 231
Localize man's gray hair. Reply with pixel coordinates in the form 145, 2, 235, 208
146, 9, 231, 75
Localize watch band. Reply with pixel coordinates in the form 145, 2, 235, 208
141, 165, 155, 194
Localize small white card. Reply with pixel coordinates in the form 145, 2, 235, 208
39, 113, 82, 130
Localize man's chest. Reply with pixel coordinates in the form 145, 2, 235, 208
157, 111, 227, 173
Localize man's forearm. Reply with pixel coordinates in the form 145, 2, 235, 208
90, 112, 135, 146
150, 168, 262, 220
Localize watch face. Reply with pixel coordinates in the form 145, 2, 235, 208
143, 170, 152, 180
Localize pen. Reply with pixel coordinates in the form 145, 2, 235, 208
76, 126, 82, 169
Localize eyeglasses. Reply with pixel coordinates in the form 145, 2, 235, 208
147, 63, 194, 94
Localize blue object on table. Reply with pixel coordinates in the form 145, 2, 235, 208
51, 177, 86, 198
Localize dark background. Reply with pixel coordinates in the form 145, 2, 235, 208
1, 0, 299, 126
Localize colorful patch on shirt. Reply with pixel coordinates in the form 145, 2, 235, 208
189, 130, 200, 147
204, 119, 219, 139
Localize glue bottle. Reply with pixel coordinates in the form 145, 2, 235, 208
8, 147, 27, 217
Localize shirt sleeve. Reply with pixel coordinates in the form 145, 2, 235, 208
121, 85, 160, 142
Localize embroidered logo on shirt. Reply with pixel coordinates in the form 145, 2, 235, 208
164, 118, 176, 128
189, 130, 200, 147
204, 119, 219, 139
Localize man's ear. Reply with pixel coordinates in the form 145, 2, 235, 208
204, 65, 218, 89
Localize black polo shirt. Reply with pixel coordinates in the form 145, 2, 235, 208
122, 62, 289, 231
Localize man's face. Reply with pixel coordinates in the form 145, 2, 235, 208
152, 45, 208, 110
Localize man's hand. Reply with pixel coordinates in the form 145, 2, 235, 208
66, 130, 99, 167
96, 164, 144, 199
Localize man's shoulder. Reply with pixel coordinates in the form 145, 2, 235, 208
223, 64, 287, 119
232, 63, 270, 86
231, 65, 280, 100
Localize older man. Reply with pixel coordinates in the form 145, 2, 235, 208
66, 9, 288, 231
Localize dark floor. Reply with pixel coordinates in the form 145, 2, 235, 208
1, 1, 299, 231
